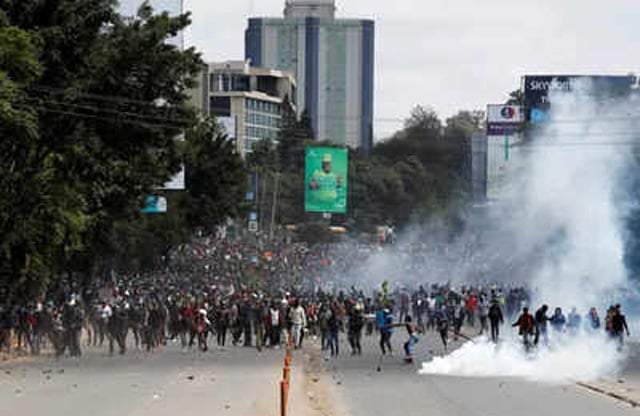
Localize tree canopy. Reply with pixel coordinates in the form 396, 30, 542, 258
0, 1, 245, 300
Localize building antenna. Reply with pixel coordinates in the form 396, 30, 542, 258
248, 0, 255, 16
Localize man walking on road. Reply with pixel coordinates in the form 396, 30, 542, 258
289, 300, 306, 349
488, 299, 504, 343
611, 304, 630, 351
534, 304, 550, 346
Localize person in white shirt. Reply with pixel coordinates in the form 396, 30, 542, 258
289, 300, 307, 348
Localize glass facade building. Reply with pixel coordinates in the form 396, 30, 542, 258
245, 0, 374, 151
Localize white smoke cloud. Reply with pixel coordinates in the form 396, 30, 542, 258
420, 333, 624, 384
419, 80, 637, 383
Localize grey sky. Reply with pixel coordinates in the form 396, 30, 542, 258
183, 0, 640, 139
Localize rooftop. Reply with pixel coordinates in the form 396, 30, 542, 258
284, 0, 336, 18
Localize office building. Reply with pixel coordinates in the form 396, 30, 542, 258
192, 60, 297, 157
245, 0, 374, 150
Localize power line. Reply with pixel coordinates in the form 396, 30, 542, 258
28, 86, 185, 109
24, 97, 192, 126
14, 105, 182, 130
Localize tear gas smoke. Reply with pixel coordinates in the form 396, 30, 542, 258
418, 79, 638, 382
420, 332, 624, 384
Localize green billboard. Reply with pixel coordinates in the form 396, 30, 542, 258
305, 147, 348, 213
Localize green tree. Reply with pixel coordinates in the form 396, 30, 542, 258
506, 89, 524, 106
278, 106, 314, 173
181, 117, 247, 233
0, 1, 203, 298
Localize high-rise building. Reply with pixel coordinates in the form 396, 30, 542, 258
191, 60, 297, 157
245, 0, 374, 151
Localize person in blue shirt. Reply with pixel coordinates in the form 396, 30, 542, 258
566, 307, 581, 336
376, 308, 394, 355
550, 307, 566, 333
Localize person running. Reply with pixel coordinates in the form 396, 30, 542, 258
326, 306, 340, 358
477, 294, 489, 336
215, 301, 229, 348
435, 308, 449, 352
488, 299, 504, 343
378, 308, 394, 355
402, 315, 419, 363
347, 304, 364, 355
587, 307, 600, 330
611, 304, 630, 351
550, 307, 566, 333
566, 307, 581, 337
534, 304, 550, 346
289, 300, 307, 349
512, 307, 535, 351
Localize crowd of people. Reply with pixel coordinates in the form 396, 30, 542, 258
0, 234, 634, 360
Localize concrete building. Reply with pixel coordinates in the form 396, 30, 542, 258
245, 0, 374, 151
192, 60, 297, 157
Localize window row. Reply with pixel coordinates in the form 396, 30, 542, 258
245, 112, 281, 128
245, 126, 279, 141
210, 74, 250, 92
245, 99, 280, 114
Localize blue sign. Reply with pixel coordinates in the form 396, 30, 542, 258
530, 108, 549, 124
141, 196, 167, 213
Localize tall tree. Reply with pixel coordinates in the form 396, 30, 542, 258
181, 117, 247, 233
0, 1, 203, 298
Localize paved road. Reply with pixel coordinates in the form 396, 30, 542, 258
0, 342, 287, 416
300, 330, 640, 416
2, 330, 640, 416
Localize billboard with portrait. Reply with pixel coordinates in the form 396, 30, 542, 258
305, 147, 348, 213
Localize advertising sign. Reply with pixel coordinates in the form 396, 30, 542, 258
304, 147, 348, 213
523, 75, 635, 122
487, 105, 524, 123
486, 104, 523, 136
141, 196, 167, 213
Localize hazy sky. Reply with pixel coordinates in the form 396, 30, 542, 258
183, 0, 639, 139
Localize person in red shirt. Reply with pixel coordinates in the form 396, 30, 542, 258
512, 307, 535, 351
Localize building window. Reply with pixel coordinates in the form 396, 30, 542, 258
232, 75, 250, 92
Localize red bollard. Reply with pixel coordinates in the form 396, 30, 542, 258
280, 380, 289, 416
283, 366, 291, 381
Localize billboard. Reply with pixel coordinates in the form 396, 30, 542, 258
523, 75, 635, 123
486, 104, 523, 136
305, 147, 348, 213
487, 104, 524, 123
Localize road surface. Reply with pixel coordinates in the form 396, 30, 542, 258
0, 342, 288, 416
300, 330, 640, 416
2, 330, 639, 416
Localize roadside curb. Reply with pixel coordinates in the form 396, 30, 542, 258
576, 381, 640, 408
